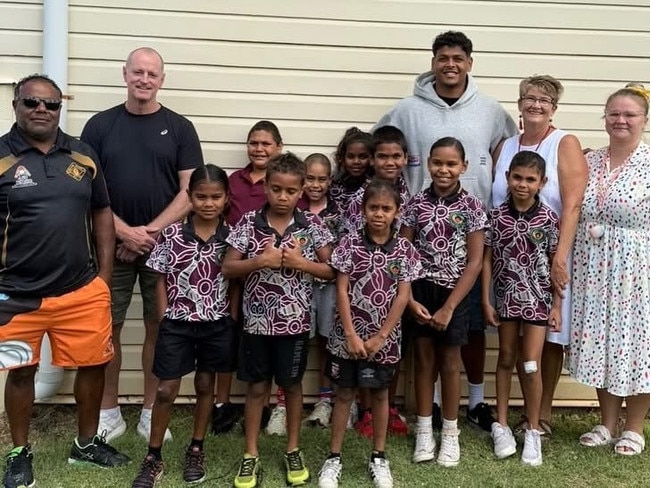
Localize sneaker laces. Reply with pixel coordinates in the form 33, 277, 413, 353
285, 450, 304, 472
369, 457, 391, 479
185, 447, 205, 473
439, 429, 460, 459
136, 455, 160, 478
524, 429, 541, 452
237, 457, 258, 477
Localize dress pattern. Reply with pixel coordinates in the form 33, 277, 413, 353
568, 143, 650, 396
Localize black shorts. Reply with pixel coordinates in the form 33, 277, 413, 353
325, 354, 396, 389
153, 316, 238, 380
409, 279, 470, 346
237, 332, 310, 388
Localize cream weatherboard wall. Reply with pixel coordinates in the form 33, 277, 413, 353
1, 0, 649, 406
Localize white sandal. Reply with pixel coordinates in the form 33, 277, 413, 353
614, 430, 645, 456
579, 425, 615, 447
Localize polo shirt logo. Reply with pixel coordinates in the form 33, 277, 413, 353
12, 166, 37, 188
387, 260, 400, 279
66, 162, 87, 182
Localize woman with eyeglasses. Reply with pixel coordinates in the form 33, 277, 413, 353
488, 75, 588, 453
569, 84, 650, 456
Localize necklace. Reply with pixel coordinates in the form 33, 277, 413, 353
518, 125, 553, 153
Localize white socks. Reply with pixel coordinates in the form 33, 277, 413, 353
442, 418, 458, 431
417, 415, 432, 429
468, 382, 484, 410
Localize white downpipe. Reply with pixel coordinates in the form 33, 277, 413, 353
35, 0, 68, 401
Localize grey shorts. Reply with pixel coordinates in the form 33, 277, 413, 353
311, 282, 336, 339
111, 256, 159, 325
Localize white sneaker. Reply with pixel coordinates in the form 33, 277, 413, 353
346, 402, 359, 430
437, 428, 460, 467
413, 425, 436, 463
137, 408, 172, 442
368, 457, 393, 488
318, 456, 342, 488
265, 406, 287, 435
97, 408, 127, 443
522, 429, 542, 466
491, 422, 517, 459
305, 400, 333, 428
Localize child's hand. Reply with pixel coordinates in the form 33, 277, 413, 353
260, 240, 283, 269
548, 306, 562, 333
431, 305, 453, 331
281, 237, 305, 271
345, 334, 367, 359
483, 304, 500, 327
363, 334, 385, 358
409, 300, 432, 325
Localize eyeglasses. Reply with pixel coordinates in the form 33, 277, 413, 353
520, 95, 555, 107
604, 111, 645, 121
19, 97, 62, 111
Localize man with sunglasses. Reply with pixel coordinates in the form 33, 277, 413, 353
80, 47, 204, 444
0, 74, 130, 488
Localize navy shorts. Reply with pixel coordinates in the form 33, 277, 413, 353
409, 279, 470, 346
237, 332, 310, 388
326, 354, 396, 389
153, 316, 238, 380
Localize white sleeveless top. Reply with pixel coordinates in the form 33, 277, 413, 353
491, 128, 572, 345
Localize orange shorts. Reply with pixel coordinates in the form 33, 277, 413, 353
0, 276, 114, 370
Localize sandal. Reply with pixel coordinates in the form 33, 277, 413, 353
614, 430, 645, 456
539, 419, 553, 438
513, 415, 529, 437
579, 425, 615, 447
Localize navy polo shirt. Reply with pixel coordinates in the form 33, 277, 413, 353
0, 124, 110, 297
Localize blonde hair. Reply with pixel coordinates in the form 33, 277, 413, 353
519, 75, 564, 105
606, 83, 649, 116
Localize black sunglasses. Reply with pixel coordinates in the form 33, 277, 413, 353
19, 97, 62, 111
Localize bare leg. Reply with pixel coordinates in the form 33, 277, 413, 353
75, 365, 107, 440
149, 379, 181, 448
414, 337, 435, 417
142, 316, 161, 409
595, 388, 624, 435
438, 345, 462, 421
5, 365, 38, 446
329, 387, 354, 453
520, 325, 547, 431
540, 341, 564, 422
101, 322, 123, 409
370, 388, 390, 452
495, 322, 519, 426
192, 372, 216, 440
461, 331, 486, 385
622, 394, 650, 435
244, 381, 271, 456
215, 372, 233, 404
284, 382, 303, 452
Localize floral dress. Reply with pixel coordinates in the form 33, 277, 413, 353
568, 142, 650, 396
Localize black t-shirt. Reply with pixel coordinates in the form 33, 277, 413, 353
80, 104, 204, 227
0, 125, 111, 297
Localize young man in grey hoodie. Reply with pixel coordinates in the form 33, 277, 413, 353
375, 31, 517, 441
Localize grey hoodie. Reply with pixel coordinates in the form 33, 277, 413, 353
374, 72, 517, 206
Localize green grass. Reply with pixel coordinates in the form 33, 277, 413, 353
1, 405, 649, 487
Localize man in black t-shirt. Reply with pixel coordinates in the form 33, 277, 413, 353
81, 47, 204, 443
0, 74, 130, 487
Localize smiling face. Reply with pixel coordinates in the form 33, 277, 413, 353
123, 49, 165, 107
247, 130, 283, 171
13, 79, 61, 144
604, 95, 648, 145
372, 142, 406, 181
506, 165, 546, 208
188, 181, 228, 223
304, 161, 331, 204
518, 85, 557, 129
427, 145, 467, 196
431, 45, 473, 95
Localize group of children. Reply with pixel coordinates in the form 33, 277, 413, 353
130, 120, 561, 488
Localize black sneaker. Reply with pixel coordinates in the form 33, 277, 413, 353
211, 403, 240, 435
131, 454, 164, 488
432, 402, 443, 431
183, 445, 206, 484
466, 402, 495, 432
3, 445, 35, 488
68, 433, 131, 468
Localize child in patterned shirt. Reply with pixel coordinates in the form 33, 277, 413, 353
317, 179, 422, 488
224, 152, 334, 488
482, 150, 561, 467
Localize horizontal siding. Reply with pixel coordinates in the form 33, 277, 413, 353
5, 0, 646, 406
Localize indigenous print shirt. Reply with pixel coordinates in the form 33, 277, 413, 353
402, 184, 487, 289
147, 217, 230, 322
485, 197, 559, 321
227, 206, 333, 335
327, 230, 423, 364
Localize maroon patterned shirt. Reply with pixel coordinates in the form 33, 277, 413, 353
485, 198, 559, 321
227, 206, 333, 335
328, 230, 423, 364
146, 217, 230, 322
402, 185, 487, 289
